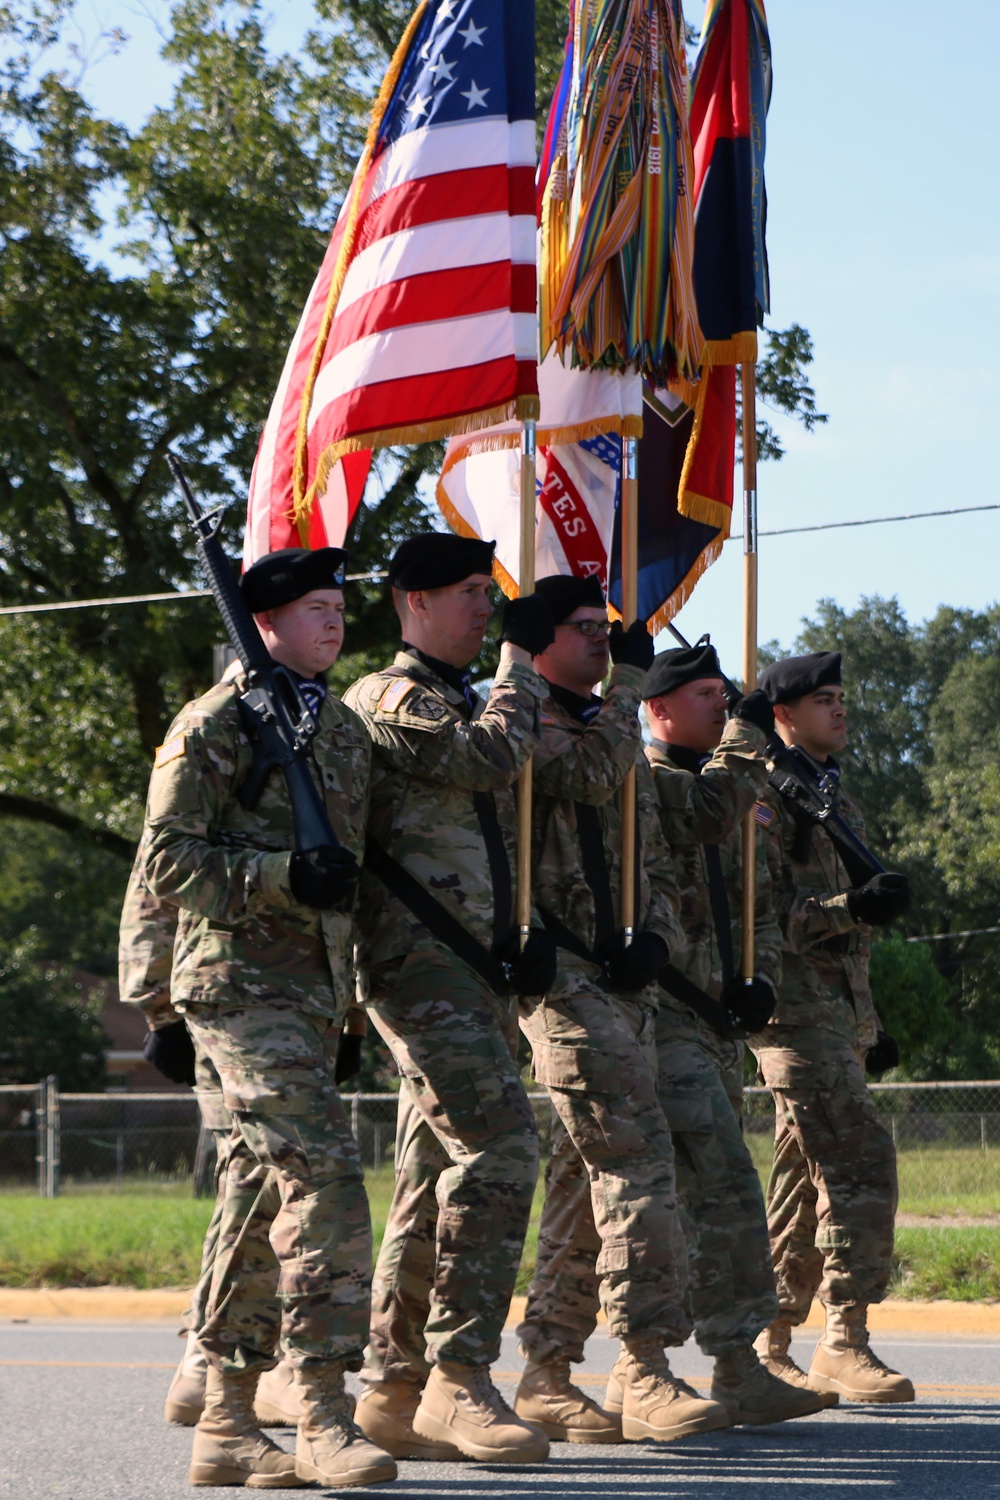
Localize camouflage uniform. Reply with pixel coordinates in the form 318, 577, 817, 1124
519, 715, 783, 1357
516, 663, 690, 1362
749, 770, 898, 1321
344, 647, 545, 1372
142, 665, 372, 1372
118, 841, 274, 1343
646, 721, 781, 1354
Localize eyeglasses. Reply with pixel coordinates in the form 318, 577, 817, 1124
558, 619, 611, 638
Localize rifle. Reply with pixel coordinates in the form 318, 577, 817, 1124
167, 454, 340, 853
665, 621, 884, 882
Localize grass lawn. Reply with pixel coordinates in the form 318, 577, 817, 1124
1, 1162, 997, 1298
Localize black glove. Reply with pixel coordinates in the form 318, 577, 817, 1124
865, 1030, 900, 1076
334, 1031, 364, 1085
289, 845, 359, 909
846, 872, 910, 926
721, 975, 776, 1031
499, 595, 555, 657
608, 619, 655, 671
502, 928, 558, 996
604, 931, 670, 993
728, 688, 775, 738
143, 1021, 196, 1087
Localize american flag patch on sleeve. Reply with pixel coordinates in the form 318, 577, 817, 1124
754, 802, 776, 828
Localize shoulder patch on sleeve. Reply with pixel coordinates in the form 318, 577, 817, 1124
754, 801, 776, 827
377, 678, 417, 714
154, 734, 187, 768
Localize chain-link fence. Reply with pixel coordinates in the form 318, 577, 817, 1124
4, 1080, 1000, 1207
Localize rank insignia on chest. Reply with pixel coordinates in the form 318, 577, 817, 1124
377, 678, 417, 714
754, 802, 776, 828
154, 734, 187, 768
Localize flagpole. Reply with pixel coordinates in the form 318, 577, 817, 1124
517, 417, 537, 947
620, 432, 639, 944
740, 361, 758, 982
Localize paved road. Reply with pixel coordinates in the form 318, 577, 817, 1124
3, 1322, 999, 1499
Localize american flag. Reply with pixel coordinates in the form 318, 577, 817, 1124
245, 0, 538, 564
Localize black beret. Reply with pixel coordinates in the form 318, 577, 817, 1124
757, 651, 842, 704
388, 533, 496, 590
240, 548, 347, 613
534, 573, 606, 624
641, 643, 723, 701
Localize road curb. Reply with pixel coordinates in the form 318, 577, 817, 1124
2, 1287, 999, 1335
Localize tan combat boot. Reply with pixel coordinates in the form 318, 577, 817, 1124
754, 1319, 838, 1408
412, 1360, 550, 1463
165, 1331, 207, 1426
254, 1360, 302, 1427
294, 1361, 397, 1488
809, 1303, 915, 1404
513, 1354, 622, 1444
189, 1364, 302, 1488
608, 1338, 730, 1442
711, 1342, 824, 1425
354, 1377, 461, 1459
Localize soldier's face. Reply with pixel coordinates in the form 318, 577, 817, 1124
407, 574, 494, 667
646, 677, 727, 752
535, 605, 610, 695
256, 589, 346, 676
775, 687, 847, 760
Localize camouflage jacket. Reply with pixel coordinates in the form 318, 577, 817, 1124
646, 720, 781, 1044
751, 763, 877, 1049
142, 665, 370, 1022
118, 830, 179, 1029
531, 665, 683, 994
343, 647, 546, 993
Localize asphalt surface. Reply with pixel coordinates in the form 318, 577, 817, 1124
3, 1322, 999, 1499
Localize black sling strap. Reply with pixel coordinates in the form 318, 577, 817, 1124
472, 790, 513, 956
536, 799, 617, 973
365, 838, 506, 995
659, 841, 734, 1037
659, 963, 730, 1035
704, 842, 736, 988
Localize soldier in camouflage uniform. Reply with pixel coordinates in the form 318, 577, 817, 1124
750, 651, 914, 1404
118, 843, 309, 1432
513, 577, 730, 1447
635, 645, 823, 1424
141, 546, 396, 1489
517, 633, 822, 1431
344, 533, 555, 1466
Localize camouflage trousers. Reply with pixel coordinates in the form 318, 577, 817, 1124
366, 949, 539, 1372
184, 1002, 371, 1372
655, 1026, 778, 1353
517, 1007, 776, 1358
181, 1046, 283, 1341
517, 976, 691, 1360
753, 1026, 898, 1320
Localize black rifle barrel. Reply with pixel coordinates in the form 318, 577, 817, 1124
167, 454, 339, 853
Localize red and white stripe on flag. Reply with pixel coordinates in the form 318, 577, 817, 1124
245, 0, 538, 565
437, 347, 642, 595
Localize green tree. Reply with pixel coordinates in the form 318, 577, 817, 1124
0, 937, 107, 1087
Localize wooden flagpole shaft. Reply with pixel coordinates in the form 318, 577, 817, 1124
516, 418, 537, 943
740, 362, 758, 982
620, 434, 639, 941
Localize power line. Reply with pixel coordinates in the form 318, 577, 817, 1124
0, 571, 388, 617
731, 500, 1000, 541
0, 501, 996, 618
907, 925, 1000, 944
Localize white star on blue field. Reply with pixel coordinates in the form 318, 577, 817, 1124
378, 0, 519, 151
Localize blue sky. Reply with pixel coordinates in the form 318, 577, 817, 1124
41, 0, 1000, 666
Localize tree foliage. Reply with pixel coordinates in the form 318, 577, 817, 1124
0, 0, 827, 1064
782, 596, 1000, 1078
